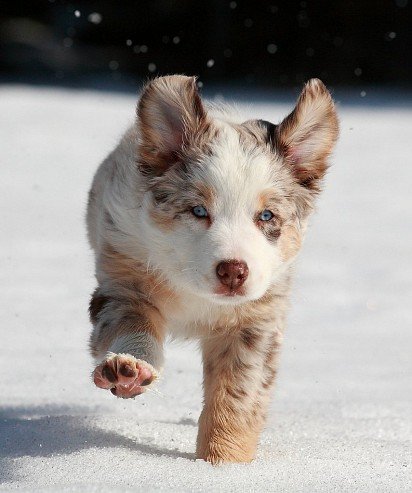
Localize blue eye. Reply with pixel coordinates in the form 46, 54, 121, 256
192, 205, 208, 218
259, 210, 274, 221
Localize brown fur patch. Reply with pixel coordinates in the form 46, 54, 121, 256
99, 245, 177, 310
104, 209, 116, 230
89, 289, 110, 324
257, 218, 281, 243
89, 244, 181, 357
192, 180, 216, 210
147, 160, 218, 231
148, 208, 176, 231
237, 119, 277, 149
240, 327, 260, 350
232, 356, 253, 373
278, 224, 302, 262
99, 246, 179, 317
254, 190, 288, 242
226, 385, 247, 400
262, 367, 277, 389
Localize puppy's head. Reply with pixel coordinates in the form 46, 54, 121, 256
137, 75, 338, 304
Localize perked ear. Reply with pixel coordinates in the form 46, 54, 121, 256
276, 78, 339, 190
137, 75, 209, 175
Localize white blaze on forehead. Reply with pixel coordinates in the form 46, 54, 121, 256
200, 125, 275, 218
209, 213, 268, 263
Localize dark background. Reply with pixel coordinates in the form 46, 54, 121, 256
0, 0, 410, 91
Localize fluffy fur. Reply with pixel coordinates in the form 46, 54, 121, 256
87, 75, 338, 464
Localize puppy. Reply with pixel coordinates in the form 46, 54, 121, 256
87, 75, 338, 464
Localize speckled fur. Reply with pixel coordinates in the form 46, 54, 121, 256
87, 75, 338, 464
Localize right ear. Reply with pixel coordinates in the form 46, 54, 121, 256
137, 75, 209, 175
274, 79, 339, 191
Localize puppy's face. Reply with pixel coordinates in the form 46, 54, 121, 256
138, 76, 338, 305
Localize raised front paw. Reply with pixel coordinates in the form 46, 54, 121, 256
93, 353, 157, 399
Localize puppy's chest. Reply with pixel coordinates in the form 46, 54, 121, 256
162, 297, 245, 339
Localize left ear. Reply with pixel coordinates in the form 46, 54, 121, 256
275, 78, 339, 190
137, 75, 209, 176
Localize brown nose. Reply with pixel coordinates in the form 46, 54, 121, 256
216, 260, 249, 290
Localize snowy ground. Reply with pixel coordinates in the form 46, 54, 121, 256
1, 85, 411, 492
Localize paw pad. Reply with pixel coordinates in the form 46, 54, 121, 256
93, 354, 157, 399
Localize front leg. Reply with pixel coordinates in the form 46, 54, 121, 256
89, 287, 165, 398
196, 324, 282, 464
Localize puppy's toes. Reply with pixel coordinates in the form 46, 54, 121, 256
93, 354, 157, 399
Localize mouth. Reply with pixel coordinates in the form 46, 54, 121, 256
214, 285, 246, 297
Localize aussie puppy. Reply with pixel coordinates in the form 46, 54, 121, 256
87, 75, 338, 464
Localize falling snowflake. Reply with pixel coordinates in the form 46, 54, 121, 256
74, 10, 81, 18
148, 63, 157, 73
360, 90, 366, 97
88, 12, 102, 24
206, 59, 215, 68
354, 68, 362, 76
126, 39, 132, 46
267, 44, 278, 54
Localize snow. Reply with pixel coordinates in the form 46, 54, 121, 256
1, 85, 411, 492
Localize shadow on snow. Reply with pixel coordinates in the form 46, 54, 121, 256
0, 404, 195, 484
